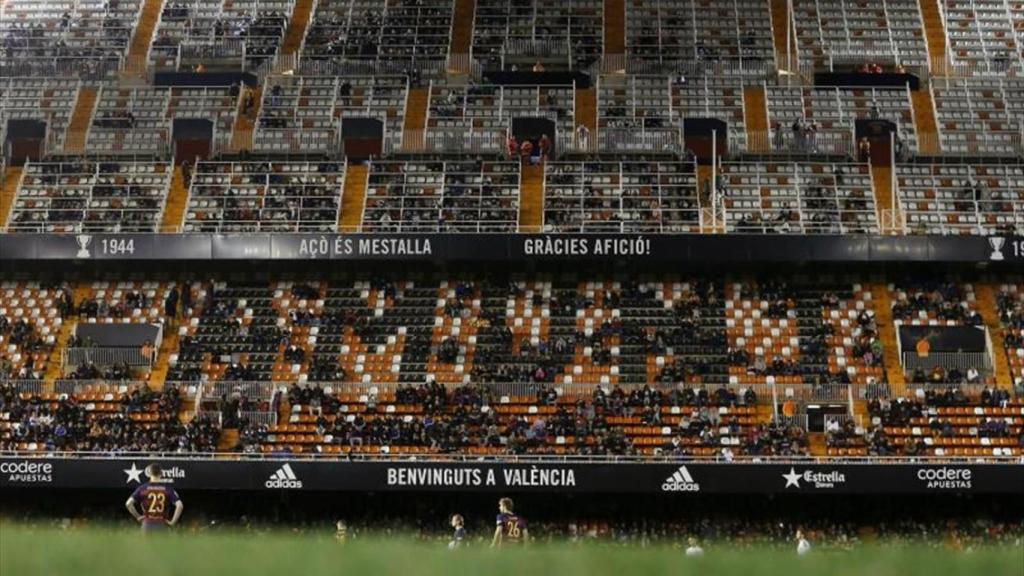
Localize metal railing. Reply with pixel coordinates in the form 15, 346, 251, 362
422, 127, 506, 154
64, 347, 154, 369
902, 351, 993, 378
778, 383, 852, 404
238, 410, 278, 427
598, 127, 681, 153
736, 130, 855, 157
824, 413, 863, 433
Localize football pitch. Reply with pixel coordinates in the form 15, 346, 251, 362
1, 525, 1022, 576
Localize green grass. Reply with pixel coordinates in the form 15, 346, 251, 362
1, 525, 1022, 576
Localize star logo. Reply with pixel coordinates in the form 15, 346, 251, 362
782, 467, 802, 489
124, 463, 144, 484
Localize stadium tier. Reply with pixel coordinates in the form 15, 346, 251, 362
0, 275, 1021, 459
2, 4, 1024, 550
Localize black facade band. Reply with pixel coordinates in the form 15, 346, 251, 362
1, 458, 1021, 494
0, 233, 1021, 264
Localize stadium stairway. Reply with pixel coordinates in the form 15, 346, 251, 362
123, 0, 165, 78
743, 86, 770, 153
808, 433, 827, 456
280, 0, 315, 59
871, 165, 902, 235
149, 329, 179, 390
159, 166, 189, 233
852, 399, 870, 429
871, 283, 907, 396
448, 0, 477, 74
338, 164, 368, 232
697, 166, 723, 233
603, 0, 626, 66
401, 89, 430, 152
64, 88, 98, 154
519, 164, 545, 232
919, 0, 949, 76
770, 0, 798, 73
230, 86, 261, 152
0, 167, 23, 230
575, 88, 598, 152
976, 284, 1013, 390
43, 284, 91, 390
910, 89, 942, 155
217, 429, 240, 451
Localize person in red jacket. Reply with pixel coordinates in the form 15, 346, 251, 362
539, 134, 551, 162
520, 139, 534, 165
506, 134, 518, 160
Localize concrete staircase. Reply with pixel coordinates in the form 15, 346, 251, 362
149, 330, 180, 390
217, 429, 240, 451
919, 0, 949, 76
518, 164, 545, 233
575, 88, 597, 151
338, 164, 368, 232
401, 88, 430, 152
448, 0, 476, 73
230, 86, 261, 152
0, 167, 23, 230
871, 282, 907, 396
770, 0, 798, 73
910, 89, 942, 154
123, 0, 165, 77
976, 284, 1013, 390
697, 165, 723, 233
743, 86, 770, 153
808, 433, 827, 456
64, 88, 98, 154
871, 165, 902, 234
603, 0, 625, 60
159, 166, 190, 233
280, 0, 315, 57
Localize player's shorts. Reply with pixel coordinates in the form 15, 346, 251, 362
141, 521, 167, 534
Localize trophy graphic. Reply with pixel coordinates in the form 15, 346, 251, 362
75, 234, 93, 259
988, 237, 1005, 261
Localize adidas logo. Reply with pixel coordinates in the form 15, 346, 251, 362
265, 464, 303, 489
661, 465, 700, 492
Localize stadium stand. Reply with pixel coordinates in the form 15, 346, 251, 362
6, 159, 172, 233
896, 163, 1024, 236
625, 0, 775, 74
931, 79, 1022, 156
765, 86, 917, 154
301, 0, 453, 68
997, 282, 1024, 387
792, 0, 930, 70
183, 159, 345, 233
0, 0, 141, 78
0, 282, 67, 381
255, 75, 408, 153
825, 385, 1020, 457
426, 82, 574, 152
942, 0, 1021, 75
1, 0, 1024, 468
0, 380, 219, 452
543, 160, 700, 232
363, 159, 520, 232
472, 0, 602, 69
718, 161, 878, 234
0, 78, 80, 152
149, 0, 294, 71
